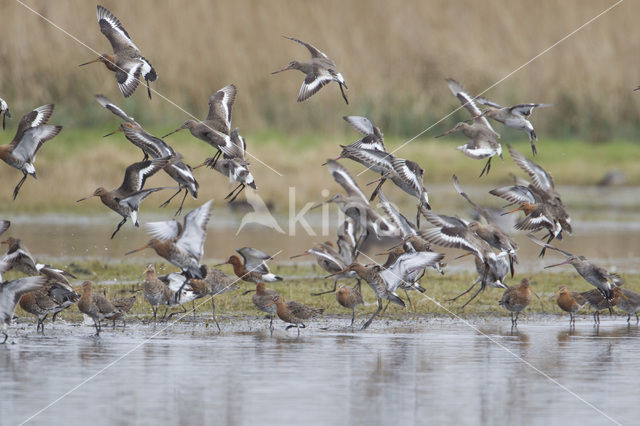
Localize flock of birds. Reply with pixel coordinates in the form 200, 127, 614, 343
1, 5, 638, 341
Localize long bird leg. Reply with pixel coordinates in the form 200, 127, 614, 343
362, 298, 384, 330
404, 289, 414, 311
311, 278, 338, 296
447, 280, 479, 302
353, 279, 361, 292
460, 282, 486, 309
161, 305, 169, 320
192, 301, 197, 319
539, 232, 556, 257
369, 178, 386, 202
351, 308, 356, 327
269, 315, 274, 331
211, 296, 221, 332
93, 319, 100, 336
159, 188, 183, 209
52, 311, 60, 322
110, 217, 127, 239
208, 150, 223, 168
224, 183, 244, 200
146, 79, 152, 99
1, 332, 7, 344
226, 184, 246, 203
12, 173, 28, 200
339, 83, 349, 105
478, 158, 492, 178
173, 189, 189, 217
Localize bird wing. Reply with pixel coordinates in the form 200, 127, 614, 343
446, 78, 496, 133
489, 185, 537, 205
97, 5, 139, 52
10, 125, 62, 163
236, 247, 272, 275
376, 190, 416, 238
95, 94, 136, 123
380, 251, 445, 292
206, 85, 237, 134
298, 69, 334, 102
144, 219, 181, 241
421, 210, 468, 228
475, 97, 504, 109
508, 145, 555, 192
176, 200, 213, 260
508, 103, 552, 117
115, 60, 143, 98
12, 104, 55, 144
419, 227, 481, 256
0, 220, 9, 237
391, 158, 424, 194
326, 160, 368, 204
0, 276, 47, 319
343, 116, 374, 136
345, 134, 386, 152
339, 146, 395, 175
308, 248, 345, 271
514, 209, 555, 232
227, 128, 246, 160
119, 158, 169, 193
118, 187, 167, 210
283, 36, 330, 60
122, 124, 174, 158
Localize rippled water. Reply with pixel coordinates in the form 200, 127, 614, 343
2, 318, 638, 425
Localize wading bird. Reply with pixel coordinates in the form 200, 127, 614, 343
188, 266, 239, 331
266, 295, 324, 335
126, 200, 213, 279
251, 282, 280, 331
76, 281, 121, 336
580, 287, 620, 325
273, 36, 348, 104
97, 95, 198, 215
0, 104, 62, 199
528, 234, 623, 301
218, 247, 282, 283
617, 288, 640, 323
1, 276, 47, 343
80, 5, 157, 98
77, 157, 171, 238
556, 286, 586, 326
499, 278, 532, 326
335, 283, 364, 327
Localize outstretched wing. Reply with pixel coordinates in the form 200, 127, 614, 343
489, 185, 537, 205
380, 252, 445, 292
95, 94, 136, 123
377, 190, 416, 238
298, 70, 333, 102
446, 78, 496, 134
475, 97, 504, 109
176, 200, 213, 261
236, 247, 272, 275
509, 103, 552, 117
206, 85, 237, 134
508, 145, 555, 191
283, 36, 330, 60
326, 160, 368, 204
144, 220, 181, 241
11, 125, 62, 163
0, 276, 47, 320
119, 157, 169, 193
97, 5, 139, 53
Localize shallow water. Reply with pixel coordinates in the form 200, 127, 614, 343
2, 317, 639, 425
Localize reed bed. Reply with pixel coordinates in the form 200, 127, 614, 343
1, 0, 640, 139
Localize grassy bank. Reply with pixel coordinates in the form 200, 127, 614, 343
11, 261, 640, 325
1, 128, 639, 213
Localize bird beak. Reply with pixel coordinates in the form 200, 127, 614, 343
289, 252, 309, 259
501, 205, 523, 216
193, 161, 208, 170
72, 286, 83, 291
325, 268, 349, 278
265, 300, 275, 307
78, 58, 101, 67
125, 244, 151, 256
162, 125, 186, 138
271, 65, 291, 74
454, 252, 474, 260
435, 128, 454, 138
76, 194, 97, 202
103, 127, 123, 137
544, 260, 570, 269
213, 261, 227, 267
310, 202, 326, 210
